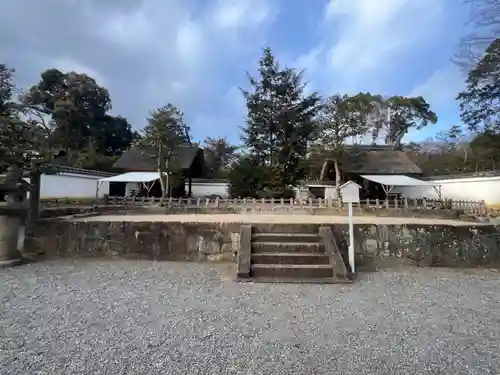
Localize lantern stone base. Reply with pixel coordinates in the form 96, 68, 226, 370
0, 215, 23, 266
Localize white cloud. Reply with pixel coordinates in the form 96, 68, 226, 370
305, 0, 444, 93
210, 0, 274, 30
176, 21, 204, 67
51, 57, 108, 87
409, 65, 465, 108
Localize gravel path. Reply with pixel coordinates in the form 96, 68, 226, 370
71, 213, 480, 226
1, 260, 500, 374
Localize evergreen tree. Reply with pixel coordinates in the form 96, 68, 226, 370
240, 47, 320, 196
458, 38, 500, 133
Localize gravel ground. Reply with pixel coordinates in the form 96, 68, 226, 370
1, 260, 500, 375
71, 213, 480, 226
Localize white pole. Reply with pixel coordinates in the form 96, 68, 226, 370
348, 201, 355, 273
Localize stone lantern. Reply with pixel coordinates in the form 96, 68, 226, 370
0, 168, 30, 266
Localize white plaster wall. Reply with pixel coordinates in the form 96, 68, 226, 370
24, 173, 110, 198
189, 182, 229, 197
121, 181, 230, 197
392, 176, 500, 205
294, 187, 311, 199
324, 186, 339, 199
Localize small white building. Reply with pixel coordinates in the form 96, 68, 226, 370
97, 172, 230, 198
24, 165, 114, 199
188, 178, 230, 198
392, 171, 500, 206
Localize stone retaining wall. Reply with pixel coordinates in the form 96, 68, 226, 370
26, 220, 241, 262
334, 224, 500, 269
25, 220, 500, 268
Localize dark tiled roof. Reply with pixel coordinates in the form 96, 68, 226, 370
342, 150, 422, 174
113, 146, 202, 171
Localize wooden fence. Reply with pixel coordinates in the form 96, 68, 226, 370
40, 196, 488, 215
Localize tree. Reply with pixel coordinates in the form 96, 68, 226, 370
405, 127, 500, 175
317, 93, 375, 193
458, 38, 500, 132
469, 130, 500, 170
0, 64, 40, 171
203, 136, 238, 177
455, 0, 500, 72
89, 115, 139, 156
22, 68, 138, 169
134, 104, 191, 197
227, 156, 267, 197
240, 47, 321, 196
23, 68, 112, 163
372, 96, 438, 150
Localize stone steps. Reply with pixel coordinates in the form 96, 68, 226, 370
237, 225, 351, 284
249, 230, 347, 283
252, 233, 321, 243
250, 264, 333, 278
251, 252, 330, 265
251, 241, 324, 254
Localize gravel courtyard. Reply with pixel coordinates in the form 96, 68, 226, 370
1, 261, 500, 375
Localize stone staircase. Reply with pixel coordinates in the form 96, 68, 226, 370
237, 224, 351, 283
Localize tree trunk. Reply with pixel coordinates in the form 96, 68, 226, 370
28, 162, 41, 222
166, 165, 170, 197
157, 144, 168, 197
319, 160, 329, 181
334, 158, 341, 198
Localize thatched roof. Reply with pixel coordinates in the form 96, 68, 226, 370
113, 146, 203, 171
342, 149, 422, 174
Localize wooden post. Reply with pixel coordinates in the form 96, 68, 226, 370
28, 164, 41, 222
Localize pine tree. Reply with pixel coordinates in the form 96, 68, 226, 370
240, 47, 320, 196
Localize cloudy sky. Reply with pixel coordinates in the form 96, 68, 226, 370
1, 0, 470, 144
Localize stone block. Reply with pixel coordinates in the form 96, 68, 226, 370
197, 235, 222, 254
319, 226, 349, 278
237, 225, 251, 278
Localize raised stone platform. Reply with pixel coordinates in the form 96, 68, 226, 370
69, 213, 482, 226
24, 213, 500, 270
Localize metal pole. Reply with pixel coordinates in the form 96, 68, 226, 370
348, 201, 355, 273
